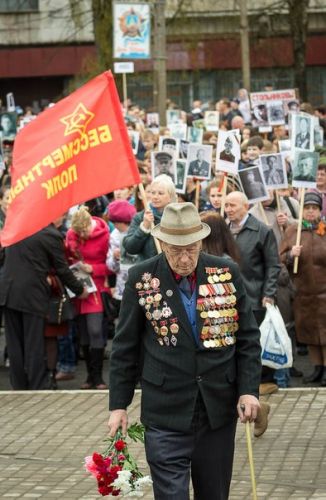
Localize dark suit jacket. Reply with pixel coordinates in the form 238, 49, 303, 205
0, 224, 84, 317
188, 159, 210, 177
109, 252, 261, 432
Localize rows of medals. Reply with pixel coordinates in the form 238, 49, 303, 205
197, 267, 239, 349
136, 272, 179, 347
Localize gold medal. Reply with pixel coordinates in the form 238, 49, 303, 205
219, 274, 226, 282
214, 338, 222, 347
170, 323, 179, 334
135, 282, 143, 290
200, 311, 208, 319
145, 311, 152, 320
160, 326, 168, 336
225, 272, 232, 280
154, 293, 162, 302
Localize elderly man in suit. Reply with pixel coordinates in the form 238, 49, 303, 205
108, 203, 261, 500
188, 148, 210, 177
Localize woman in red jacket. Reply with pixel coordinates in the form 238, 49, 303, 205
66, 206, 110, 389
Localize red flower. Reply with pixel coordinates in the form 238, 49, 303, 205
93, 452, 104, 465
112, 490, 121, 496
114, 439, 126, 451
98, 485, 111, 496
118, 454, 126, 462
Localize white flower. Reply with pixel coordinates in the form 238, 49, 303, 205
112, 469, 132, 493
134, 476, 153, 490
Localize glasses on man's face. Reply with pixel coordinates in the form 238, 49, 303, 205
167, 245, 200, 257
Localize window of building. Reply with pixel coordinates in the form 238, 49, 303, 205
0, 0, 39, 13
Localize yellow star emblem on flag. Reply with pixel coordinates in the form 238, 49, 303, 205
60, 103, 95, 137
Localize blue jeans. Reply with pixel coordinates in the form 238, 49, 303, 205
274, 368, 290, 388
56, 322, 76, 373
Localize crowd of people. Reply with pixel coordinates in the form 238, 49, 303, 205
0, 92, 325, 393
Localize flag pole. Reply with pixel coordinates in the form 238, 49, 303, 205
138, 183, 162, 254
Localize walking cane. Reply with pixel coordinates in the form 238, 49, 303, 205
241, 405, 258, 500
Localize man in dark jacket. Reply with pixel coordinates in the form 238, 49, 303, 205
0, 220, 88, 390
225, 191, 281, 393
108, 203, 261, 500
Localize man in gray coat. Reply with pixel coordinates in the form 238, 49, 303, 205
225, 191, 281, 390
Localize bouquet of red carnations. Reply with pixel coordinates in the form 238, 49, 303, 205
84, 423, 152, 497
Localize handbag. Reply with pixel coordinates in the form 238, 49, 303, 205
47, 276, 76, 325
100, 291, 119, 322
259, 304, 293, 369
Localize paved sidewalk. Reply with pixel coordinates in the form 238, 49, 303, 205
0, 388, 325, 499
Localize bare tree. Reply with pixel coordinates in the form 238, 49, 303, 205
91, 0, 114, 71
286, 0, 310, 101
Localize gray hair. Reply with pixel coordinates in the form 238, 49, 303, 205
151, 174, 177, 203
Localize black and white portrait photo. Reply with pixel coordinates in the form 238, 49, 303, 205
187, 144, 212, 179
175, 159, 187, 194
292, 151, 319, 188
267, 100, 285, 126
238, 165, 269, 203
0, 112, 17, 140
179, 139, 189, 159
293, 114, 314, 151
187, 126, 203, 144
151, 151, 176, 182
252, 104, 268, 127
128, 130, 140, 154
216, 130, 240, 174
146, 112, 159, 132
204, 111, 219, 131
260, 153, 287, 189
158, 136, 179, 158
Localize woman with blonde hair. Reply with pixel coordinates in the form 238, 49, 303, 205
123, 174, 177, 261
66, 205, 110, 389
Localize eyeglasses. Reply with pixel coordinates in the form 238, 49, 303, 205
167, 246, 200, 257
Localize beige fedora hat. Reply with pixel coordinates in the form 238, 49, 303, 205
151, 202, 211, 246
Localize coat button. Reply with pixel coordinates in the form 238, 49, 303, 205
196, 376, 202, 382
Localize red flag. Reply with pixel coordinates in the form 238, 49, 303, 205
1, 71, 140, 247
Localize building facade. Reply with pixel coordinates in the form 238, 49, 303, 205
0, 0, 325, 110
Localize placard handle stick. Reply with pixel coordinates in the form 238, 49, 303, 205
293, 187, 305, 274
258, 202, 269, 226
138, 183, 162, 254
220, 174, 228, 217
195, 179, 201, 209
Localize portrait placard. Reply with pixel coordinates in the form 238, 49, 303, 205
250, 89, 297, 127
0, 112, 17, 140
158, 136, 179, 158
128, 130, 139, 154
168, 122, 187, 140
166, 109, 181, 125
146, 112, 159, 132
175, 160, 187, 194
151, 150, 176, 182
292, 150, 319, 188
259, 153, 288, 189
238, 165, 269, 204
216, 130, 240, 175
179, 139, 189, 159
186, 144, 212, 180
204, 111, 219, 132
187, 127, 203, 144
291, 112, 314, 152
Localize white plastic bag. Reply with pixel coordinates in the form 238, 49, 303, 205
259, 304, 293, 369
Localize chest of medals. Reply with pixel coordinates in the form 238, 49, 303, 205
135, 273, 179, 347
197, 267, 239, 349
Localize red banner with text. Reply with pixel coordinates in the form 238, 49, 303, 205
1, 71, 140, 247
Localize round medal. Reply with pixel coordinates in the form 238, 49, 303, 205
139, 298, 146, 306
160, 326, 168, 336
145, 312, 152, 320
203, 340, 211, 348
154, 293, 162, 302
151, 278, 160, 289
213, 274, 219, 282
219, 274, 226, 282
170, 323, 179, 334
200, 311, 208, 319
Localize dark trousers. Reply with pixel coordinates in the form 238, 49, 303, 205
145, 396, 237, 500
4, 307, 49, 390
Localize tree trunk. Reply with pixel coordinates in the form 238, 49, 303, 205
287, 0, 310, 101
91, 0, 113, 71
